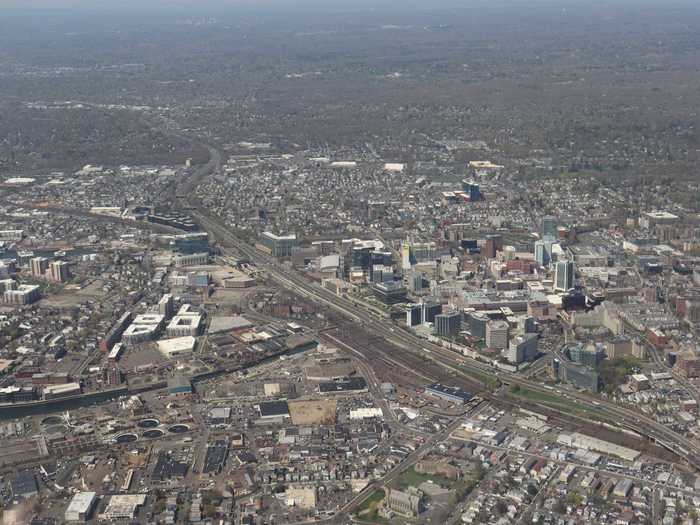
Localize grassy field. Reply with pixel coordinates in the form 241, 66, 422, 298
355, 489, 389, 524
394, 465, 451, 491
456, 365, 493, 386
506, 385, 607, 420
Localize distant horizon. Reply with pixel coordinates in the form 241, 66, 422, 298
1, 0, 698, 10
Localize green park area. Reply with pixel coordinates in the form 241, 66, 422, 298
394, 465, 450, 491
355, 489, 389, 524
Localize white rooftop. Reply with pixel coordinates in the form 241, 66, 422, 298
157, 336, 196, 357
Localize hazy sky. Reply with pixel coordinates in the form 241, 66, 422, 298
0, 0, 688, 8
0, 0, 696, 15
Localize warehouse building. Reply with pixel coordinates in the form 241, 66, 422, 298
65, 492, 98, 522
100, 494, 147, 520
157, 336, 196, 359
10, 470, 38, 499
557, 432, 640, 462
424, 383, 472, 404
43, 382, 82, 400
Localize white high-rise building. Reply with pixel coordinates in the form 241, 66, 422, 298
486, 320, 509, 350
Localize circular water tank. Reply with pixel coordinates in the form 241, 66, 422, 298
137, 418, 160, 429
41, 415, 63, 426
142, 429, 165, 439
44, 424, 69, 435
168, 424, 190, 434
115, 433, 138, 444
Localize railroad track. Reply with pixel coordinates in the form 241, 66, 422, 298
178, 147, 700, 472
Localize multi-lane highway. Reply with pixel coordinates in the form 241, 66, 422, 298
180, 150, 700, 472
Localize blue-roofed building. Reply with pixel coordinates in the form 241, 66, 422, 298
167, 375, 192, 396
424, 383, 472, 404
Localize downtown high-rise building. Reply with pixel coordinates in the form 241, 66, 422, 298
534, 239, 553, 267
555, 259, 575, 291
541, 215, 557, 240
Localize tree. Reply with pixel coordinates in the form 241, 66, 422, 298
486, 377, 501, 392
153, 499, 166, 514
450, 480, 475, 505
566, 491, 582, 507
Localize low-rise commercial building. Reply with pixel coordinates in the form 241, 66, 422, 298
157, 336, 196, 358
100, 494, 147, 520
43, 382, 82, 400
424, 383, 472, 404
174, 252, 209, 268
65, 492, 98, 522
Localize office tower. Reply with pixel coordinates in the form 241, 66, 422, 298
555, 260, 575, 291
401, 240, 436, 270
518, 315, 536, 334
371, 249, 393, 267
541, 215, 557, 240
409, 272, 424, 293
506, 333, 538, 364
461, 180, 481, 202
483, 234, 503, 259
260, 232, 298, 257
486, 320, 509, 349
370, 264, 393, 284
435, 311, 462, 337
173, 232, 210, 254
485, 320, 509, 349
401, 243, 412, 270
158, 294, 174, 319
534, 240, 551, 267
406, 304, 422, 327
368, 250, 393, 282
351, 245, 372, 269
421, 301, 443, 324
467, 312, 489, 338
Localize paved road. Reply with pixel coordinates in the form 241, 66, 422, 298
189, 206, 700, 472
139, 144, 700, 477
295, 406, 483, 525
25, 185, 700, 474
